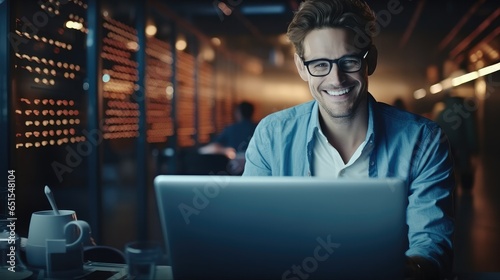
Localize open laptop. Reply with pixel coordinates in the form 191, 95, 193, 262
154, 175, 408, 280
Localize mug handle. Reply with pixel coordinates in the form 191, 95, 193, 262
64, 220, 91, 249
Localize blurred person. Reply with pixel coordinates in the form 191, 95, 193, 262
199, 101, 258, 174
243, 1, 454, 279
393, 97, 407, 111
434, 93, 478, 190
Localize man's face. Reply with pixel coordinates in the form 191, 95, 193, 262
294, 28, 369, 120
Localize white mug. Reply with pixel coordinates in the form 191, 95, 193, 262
25, 210, 90, 271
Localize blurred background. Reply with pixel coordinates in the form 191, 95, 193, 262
1, 0, 499, 275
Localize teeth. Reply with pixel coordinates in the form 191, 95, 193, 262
326, 88, 350, 96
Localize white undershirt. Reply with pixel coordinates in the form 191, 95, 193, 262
313, 127, 373, 178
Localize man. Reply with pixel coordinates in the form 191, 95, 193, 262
242, 1, 454, 279
199, 101, 257, 174
199, 101, 257, 157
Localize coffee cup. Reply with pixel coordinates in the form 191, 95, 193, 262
25, 210, 90, 272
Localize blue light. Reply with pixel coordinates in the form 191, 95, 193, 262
241, 5, 285, 15
102, 74, 110, 83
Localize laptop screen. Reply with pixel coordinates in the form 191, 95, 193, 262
154, 175, 407, 280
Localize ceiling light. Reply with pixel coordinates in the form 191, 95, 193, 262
415, 61, 500, 99
478, 61, 500, 77
176, 38, 187, 51
211, 37, 221, 46
452, 72, 479, 87
176, 34, 187, 51
145, 24, 157, 37
429, 83, 443, 94
200, 45, 215, 62
413, 88, 426, 99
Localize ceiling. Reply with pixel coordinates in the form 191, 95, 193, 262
164, 0, 299, 36
160, 0, 499, 100
163, 0, 499, 54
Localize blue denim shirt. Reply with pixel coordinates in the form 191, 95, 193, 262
243, 94, 455, 276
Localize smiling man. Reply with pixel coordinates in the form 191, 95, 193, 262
242, 0, 455, 279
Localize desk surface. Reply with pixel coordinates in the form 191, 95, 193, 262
0, 262, 173, 280
3, 263, 499, 280
83, 262, 173, 280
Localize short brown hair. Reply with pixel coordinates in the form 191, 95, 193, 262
287, 0, 376, 57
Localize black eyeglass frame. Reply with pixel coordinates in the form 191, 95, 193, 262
301, 49, 370, 77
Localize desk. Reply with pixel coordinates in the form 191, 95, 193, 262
80, 266, 500, 280
0, 262, 173, 280
83, 262, 173, 280
4, 264, 499, 280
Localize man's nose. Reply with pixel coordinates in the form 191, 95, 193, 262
324, 64, 346, 85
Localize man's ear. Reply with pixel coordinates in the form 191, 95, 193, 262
294, 53, 309, 81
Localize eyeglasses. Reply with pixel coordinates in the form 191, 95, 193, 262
302, 49, 369, 77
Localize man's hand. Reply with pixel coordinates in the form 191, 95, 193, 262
405, 256, 440, 280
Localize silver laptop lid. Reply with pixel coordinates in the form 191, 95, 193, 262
155, 175, 407, 280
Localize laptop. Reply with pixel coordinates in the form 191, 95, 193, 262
154, 175, 408, 280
